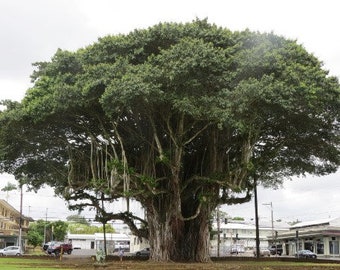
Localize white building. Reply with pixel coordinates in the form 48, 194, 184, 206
277, 217, 340, 257
211, 220, 288, 255
67, 217, 340, 258
66, 233, 130, 254
129, 235, 149, 253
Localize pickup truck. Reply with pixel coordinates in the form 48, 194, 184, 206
47, 242, 73, 256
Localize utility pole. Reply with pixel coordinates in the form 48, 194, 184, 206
43, 208, 48, 244
254, 175, 260, 259
217, 205, 220, 257
263, 202, 274, 245
18, 184, 23, 251
101, 193, 107, 256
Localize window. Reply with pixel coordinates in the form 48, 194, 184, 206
317, 242, 324, 254
329, 241, 339, 255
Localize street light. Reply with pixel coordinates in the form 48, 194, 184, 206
263, 202, 274, 245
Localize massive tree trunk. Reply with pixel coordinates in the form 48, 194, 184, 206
147, 209, 174, 261
179, 205, 211, 262
146, 195, 212, 262
146, 199, 182, 261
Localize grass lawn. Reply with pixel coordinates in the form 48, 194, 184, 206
1, 257, 340, 269
0, 257, 74, 270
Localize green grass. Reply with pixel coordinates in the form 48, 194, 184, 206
1, 257, 340, 270
0, 257, 74, 270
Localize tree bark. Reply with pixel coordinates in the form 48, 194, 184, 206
146, 199, 211, 262
178, 206, 211, 262
146, 205, 176, 261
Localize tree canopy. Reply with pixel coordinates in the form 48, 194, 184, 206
68, 222, 115, 234
27, 219, 68, 244
0, 19, 339, 261
66, 214, 90, 225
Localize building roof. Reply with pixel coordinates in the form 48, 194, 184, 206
67, 233, 130, 241
290, 217, 337, 229
215, 221, 288, 231
276, 218, 340, 240
0, 199, 20, 216
67, 233, 96, 240
0, 199, 33, 221
94, 233, 130, 241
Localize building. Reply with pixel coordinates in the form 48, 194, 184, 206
276, 217, 340, 257
66, 232, 130, 254
130, 235, 149, 253
69, 217, 340, 258
211, 220, 288, 255
0, 199, 31, 249
211, 217, 340, 258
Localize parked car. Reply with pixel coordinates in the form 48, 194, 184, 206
229, 247, 239, 255
135, 247, 150, 257
0, 246, 23, 256
253, 248, 271, 257
43, 241, 56, 251
226, 244, 245, 255
114, 241, 130, 252
47, 242, 73, 256
268, 244, 283, 255
295, 249, 317, 259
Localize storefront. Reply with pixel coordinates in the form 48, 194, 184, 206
275, 218, 340, 257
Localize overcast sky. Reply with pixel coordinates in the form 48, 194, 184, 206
0, 0, 339, 223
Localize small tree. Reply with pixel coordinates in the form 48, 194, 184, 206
51, 220, 68, 241
28, 220, 68, 243
27, 230, 43, 250
27, 221, 45, 247
1, 182, 17, 201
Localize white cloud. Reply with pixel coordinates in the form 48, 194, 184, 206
0, 79, 30, 102
223, 171, 340, 223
